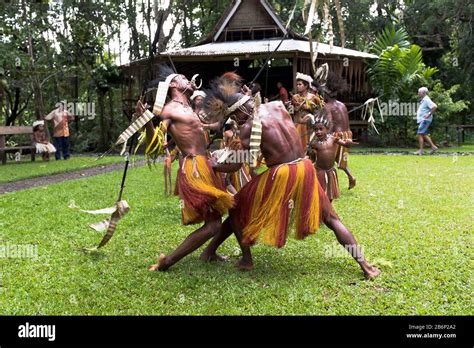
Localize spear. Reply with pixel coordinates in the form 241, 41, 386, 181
80, 15, 167, 250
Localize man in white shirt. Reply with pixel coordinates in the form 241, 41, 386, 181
414, 87, 438, 155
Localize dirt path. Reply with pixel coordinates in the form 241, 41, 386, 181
1, 150, 471, 195
0, 160, 146, 195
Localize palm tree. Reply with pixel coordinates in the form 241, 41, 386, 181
367, 25, 438, 99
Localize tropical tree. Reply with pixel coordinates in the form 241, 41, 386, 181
367, 26, 438, 100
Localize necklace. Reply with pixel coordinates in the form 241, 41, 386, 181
172, 99, 191, 109
317, 134, 332, 144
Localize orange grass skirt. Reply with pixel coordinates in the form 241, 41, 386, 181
232, 158, 336, 248
177, 155, 234, 225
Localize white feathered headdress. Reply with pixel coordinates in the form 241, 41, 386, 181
296, 72, 313, 85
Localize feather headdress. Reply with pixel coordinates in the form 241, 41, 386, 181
204, 72, 248, 122
314, 63, 329, 86
323, 71, 348, 98
296, 72, 313, 85
313, 109, 330, 128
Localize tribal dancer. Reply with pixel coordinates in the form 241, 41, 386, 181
163, 145, 179, 196
137, 66, 234, 271
191, 90, 211, 145
200, 73, 380, 280
221, 121, 252, 194
316, 72, 356, 189
191, 90, 207, 119
309, 112, 358, 202
291, 72, 324, 150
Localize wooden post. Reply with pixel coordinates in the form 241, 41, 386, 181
0, 134, 5, 164
292, 54, 297, 93
30, 133, 36, 162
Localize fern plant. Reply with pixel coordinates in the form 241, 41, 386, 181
367, 25, 438, 100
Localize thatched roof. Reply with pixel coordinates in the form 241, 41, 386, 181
165, 38, 377, 59
195, 0, 305, 45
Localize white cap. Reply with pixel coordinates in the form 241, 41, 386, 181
296, 72, 313, 85
190, 90, 206, 101
33, 120, 44, 128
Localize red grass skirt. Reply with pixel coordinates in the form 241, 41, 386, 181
334, 130, 352, 169
317, 167, 340, 201
177, 155, 234, 225
231, 158, 337, 248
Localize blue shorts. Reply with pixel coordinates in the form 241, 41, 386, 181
417, 119, 432, 135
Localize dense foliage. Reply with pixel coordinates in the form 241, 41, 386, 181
0, 0, 471, 149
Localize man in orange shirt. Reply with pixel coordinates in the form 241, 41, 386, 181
44, 102, 75, 160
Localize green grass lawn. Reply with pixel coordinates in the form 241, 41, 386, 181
352, 144, 474, 153
0, 155, 127, 184
0, 154, 472, 315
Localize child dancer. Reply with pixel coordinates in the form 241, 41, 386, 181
310, 114, 357, 201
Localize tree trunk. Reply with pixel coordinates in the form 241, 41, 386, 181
145, 0, 152, 50
182, 3, 190, 47
108, 88, 115, 141
7, 88, 21, 126
156, 0, 180, 52
334, 0, 345, 48
127, 0, 140, 60
0, 80, 4, 121
27, 32, 45, 120
98, 89, 107, 150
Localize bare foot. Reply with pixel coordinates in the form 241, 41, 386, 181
148, 253, 169, 272
348, 177, 356, 190
199, 252, 229, 262
235, 257, 254, 271
364, 266, 381, 280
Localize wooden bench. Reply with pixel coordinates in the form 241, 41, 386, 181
444, 124, 474, 146
453, 125, 474, 146
0, 126, 36, 164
